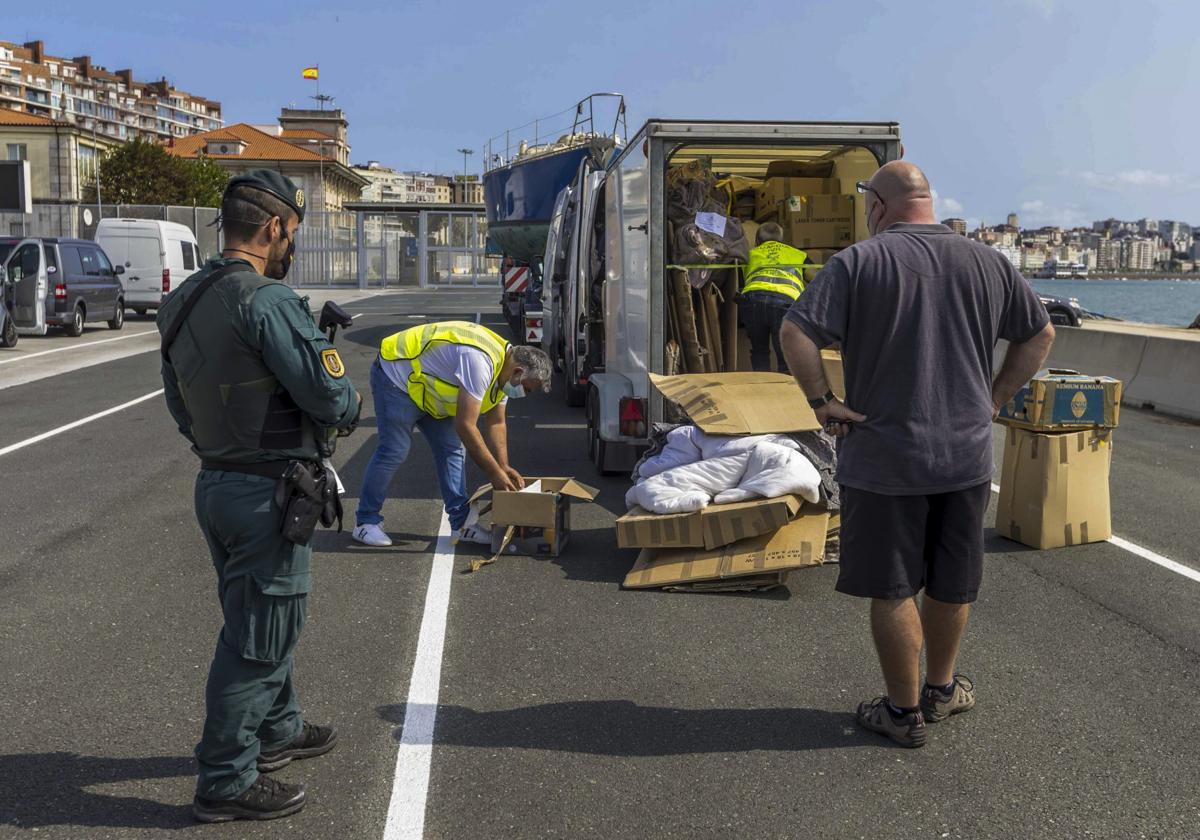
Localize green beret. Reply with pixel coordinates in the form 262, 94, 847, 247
224, 169, 306, 222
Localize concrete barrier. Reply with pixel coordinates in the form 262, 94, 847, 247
1038, 324, 1200, 422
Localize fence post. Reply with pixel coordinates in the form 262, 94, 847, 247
418, 210, 428, 288
356, 212, 366, 290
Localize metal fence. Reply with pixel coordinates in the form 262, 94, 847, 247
0, 203, 222, 258
1, 203, 498, 289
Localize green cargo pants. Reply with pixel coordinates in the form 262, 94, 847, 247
193, 469, 312, 800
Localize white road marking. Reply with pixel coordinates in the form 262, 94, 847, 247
0, 389, 164, 457
989, 482, 1198, 582
0, 329, 158, 366
382, 510, 455, 840
474, 312, 481, 324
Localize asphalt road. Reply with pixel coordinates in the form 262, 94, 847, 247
1, 287, 1198, 840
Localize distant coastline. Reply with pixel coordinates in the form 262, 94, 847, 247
1042, 273, 1200, 281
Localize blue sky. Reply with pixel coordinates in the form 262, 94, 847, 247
12, 0, 1200, 227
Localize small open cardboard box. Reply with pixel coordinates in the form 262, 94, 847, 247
623, 508, 830, 592
465, 477, 599, 571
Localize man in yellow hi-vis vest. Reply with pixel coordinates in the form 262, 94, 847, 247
353, 321, 552, 547
740, 222, 808, 373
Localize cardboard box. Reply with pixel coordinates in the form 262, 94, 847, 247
801, 248, 841, 283
755, 177, 838, 221
763, 160, 835, 179
998, 369, 1122, 431
622, 509, 830, 592
649, 372, 821, 435
780, 194, 855, 249
616, 495, 803, 550
995, 426, 1113, 550
466, 477, 599, 565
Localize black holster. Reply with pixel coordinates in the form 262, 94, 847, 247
275, 461, 342, 545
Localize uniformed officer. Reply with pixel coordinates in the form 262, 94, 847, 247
740, 222, 809, 373
157, 170, 361, 823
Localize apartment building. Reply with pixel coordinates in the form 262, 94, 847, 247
0, 40, 221, 143
1122, 237, 1156, 271
451, 178, 484, 205
941, 217, 967, 235
352, 162, 438, 203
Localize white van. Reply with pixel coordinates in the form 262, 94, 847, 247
95, 219, 203, 315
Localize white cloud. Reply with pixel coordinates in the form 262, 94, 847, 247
931, 189, 965, 219
1016, 199, 1090, 229
1067, 169, 1192, 190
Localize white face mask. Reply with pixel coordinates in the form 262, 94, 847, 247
503, 380, 526, 399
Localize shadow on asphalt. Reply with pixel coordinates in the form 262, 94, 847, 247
0, 752, 194, 830
376, 701, 876, 754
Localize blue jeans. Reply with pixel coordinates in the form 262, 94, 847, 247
356, 360, 470, 530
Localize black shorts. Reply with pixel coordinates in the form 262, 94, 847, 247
836, 481, 991, 604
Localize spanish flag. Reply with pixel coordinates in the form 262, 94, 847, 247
302, 67, 319, 80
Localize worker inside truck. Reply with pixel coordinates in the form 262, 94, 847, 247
738, 221, 809, 373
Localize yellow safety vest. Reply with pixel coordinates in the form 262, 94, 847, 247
742, 240, 809, 300
379, 321, 510, 419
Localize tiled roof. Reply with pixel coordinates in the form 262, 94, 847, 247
0, 108, 58, 126
168, 122, 333, 162
280, 129, 330, 140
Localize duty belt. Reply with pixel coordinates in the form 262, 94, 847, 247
199, 458, 316, 479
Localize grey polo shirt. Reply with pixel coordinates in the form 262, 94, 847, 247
785, 223, 1049, 496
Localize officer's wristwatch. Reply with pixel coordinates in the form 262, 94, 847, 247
807, 390, 836, 409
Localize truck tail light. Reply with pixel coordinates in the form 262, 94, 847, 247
619, 396, 647, 438
162, 269, 170, 294
54, 282, 66, 301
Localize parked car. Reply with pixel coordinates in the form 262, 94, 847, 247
1038, 293, 1084, 327
0, 237, 125, 337
0, 260, 16, 348
95, 219, 202, 316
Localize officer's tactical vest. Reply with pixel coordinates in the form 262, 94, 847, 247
161, 263, 319, 462
742, 240, 809, 300
380, 321, 509, 419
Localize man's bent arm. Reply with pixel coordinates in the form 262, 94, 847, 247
481, 401, 510, 467
992, 322, 1056, 413
454, 391, 509, 485
780, 320, 832, 399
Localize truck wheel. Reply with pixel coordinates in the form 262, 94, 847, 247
0, 316, 17, 348
586, 387, 618, 475
107, 300, 125, 330
565, 376, 587, 408
65, 305, 85, 337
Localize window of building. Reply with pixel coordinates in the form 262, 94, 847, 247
6, 144, 27, 161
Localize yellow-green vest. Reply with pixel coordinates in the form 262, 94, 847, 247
380, 321, 509, 418
742, 240, 809, 300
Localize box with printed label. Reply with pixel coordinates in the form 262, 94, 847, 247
995, 426, 1113, 550
755, 177, 838, 222
616, 495, 803, 551
780, 194, 855, 249
997, 369, 1122, 431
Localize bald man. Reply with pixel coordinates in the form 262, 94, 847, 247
780, 161, 1055, 748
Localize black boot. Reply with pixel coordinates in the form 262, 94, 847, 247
258, 721, 338, 772
192, 775, 306, 823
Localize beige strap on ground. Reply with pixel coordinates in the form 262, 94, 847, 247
469, 524, 514, 573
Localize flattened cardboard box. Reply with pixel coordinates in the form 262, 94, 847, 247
466, 477, 599, 559
648, 367, 843, 436
623, 510, 829, 591
997, 369, 1122, 431
995, 426, 1112, 550
616, 495, 803, 551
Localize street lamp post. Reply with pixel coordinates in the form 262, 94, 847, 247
455, 148, 474, 279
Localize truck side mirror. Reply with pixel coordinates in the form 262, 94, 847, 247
113, 264, 125, 275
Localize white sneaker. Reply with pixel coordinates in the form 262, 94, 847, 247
352, 523, 393, 547
454, 523, 493, 545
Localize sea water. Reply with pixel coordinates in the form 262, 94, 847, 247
1029, 278, 1200, 327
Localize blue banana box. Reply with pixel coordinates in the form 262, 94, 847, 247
998, 369, 1122, 431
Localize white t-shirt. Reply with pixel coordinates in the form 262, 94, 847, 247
381, 343, 507, 406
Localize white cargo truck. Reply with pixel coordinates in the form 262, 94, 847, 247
542, 119, 903, 473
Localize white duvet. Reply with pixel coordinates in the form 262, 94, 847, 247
626, 428, 822, 514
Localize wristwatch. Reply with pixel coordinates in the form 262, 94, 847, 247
807, 390, 836, 409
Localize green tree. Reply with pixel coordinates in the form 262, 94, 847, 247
83, 138, 227, 206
